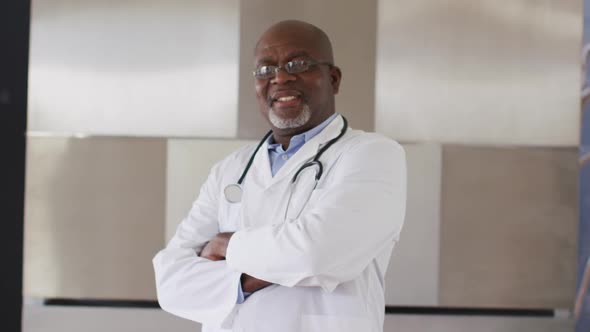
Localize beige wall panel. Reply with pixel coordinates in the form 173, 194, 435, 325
24, 137, 166, 300
29, 0, 239, 137
166, 139, 255, 242
386, 144, 441, 305
384, 315, 573, 332
376, 0, 581, 146
440, 146, 578, 308
237, 0, 376, 138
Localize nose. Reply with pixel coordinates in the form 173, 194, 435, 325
271, 67, 296, 84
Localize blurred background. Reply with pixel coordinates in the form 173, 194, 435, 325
19, 0, 588, 331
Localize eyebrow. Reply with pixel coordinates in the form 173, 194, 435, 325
255, 50, 312, 66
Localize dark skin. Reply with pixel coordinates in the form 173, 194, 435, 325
199, 20, 342, 294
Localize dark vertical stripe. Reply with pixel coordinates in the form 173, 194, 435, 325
0, 0, 30, 331
579, 155, 590, 328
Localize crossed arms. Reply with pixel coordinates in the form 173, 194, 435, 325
200, 232, 272, 293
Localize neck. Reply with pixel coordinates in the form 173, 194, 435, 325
272, 133, 292, 150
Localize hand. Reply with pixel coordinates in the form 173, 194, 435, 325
199, 232, 234, 261
241, 273, 273, 293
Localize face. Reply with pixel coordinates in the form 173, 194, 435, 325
254, 30, 341, 136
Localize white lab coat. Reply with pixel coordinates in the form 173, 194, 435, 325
153, 115, 406, 332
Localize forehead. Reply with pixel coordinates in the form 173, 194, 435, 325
254, 30, 324, 63
255, 43, 316, 64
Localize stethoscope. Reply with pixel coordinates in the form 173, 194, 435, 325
224, 116, 348, 204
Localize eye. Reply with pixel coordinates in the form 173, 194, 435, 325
286, 60, 310, 74
254, 65, 277, 79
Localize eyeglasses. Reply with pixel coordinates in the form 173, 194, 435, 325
253, 59, 333, 80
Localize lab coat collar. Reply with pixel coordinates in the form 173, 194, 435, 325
252, 114, 345, 187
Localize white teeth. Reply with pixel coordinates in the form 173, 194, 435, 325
277, 96, 297, 102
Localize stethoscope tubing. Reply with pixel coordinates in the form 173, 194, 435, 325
226, 115, 348, 203
237, 130, 273, 186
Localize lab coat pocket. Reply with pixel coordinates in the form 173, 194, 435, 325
300, 315, 371, 332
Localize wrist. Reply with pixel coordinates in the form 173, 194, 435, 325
218, 232, 234, 257
241, 274, 272, 293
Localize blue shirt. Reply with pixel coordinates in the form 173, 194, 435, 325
266, 113, 339, 176
236, 113, 339, 303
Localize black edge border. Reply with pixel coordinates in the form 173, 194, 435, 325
42, 299, 555, 317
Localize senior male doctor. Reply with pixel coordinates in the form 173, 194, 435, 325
153, 20, 406, 332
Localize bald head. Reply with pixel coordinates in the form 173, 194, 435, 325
255, 20, 334, 63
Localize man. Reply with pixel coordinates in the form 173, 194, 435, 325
153, 20, 406, 332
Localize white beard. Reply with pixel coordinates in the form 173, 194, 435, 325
268, 104, 312, 129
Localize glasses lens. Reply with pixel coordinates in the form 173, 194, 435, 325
286, 60, 310, 74
255, 65, 276, 79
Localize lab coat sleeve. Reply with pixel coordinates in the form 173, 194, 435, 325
226, 137, 406, 292
152, 160, 242, 326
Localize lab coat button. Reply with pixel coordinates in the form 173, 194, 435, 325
282, 155, 289, 161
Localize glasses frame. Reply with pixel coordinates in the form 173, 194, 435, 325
252, 59, 333, 80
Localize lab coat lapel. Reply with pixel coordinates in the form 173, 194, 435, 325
271, 115, 344, 185
247, 139, 274, 189
239, 140, 274, 228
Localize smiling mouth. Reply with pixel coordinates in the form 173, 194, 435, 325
271, 95, 303, 109
276, 96, 298, 102
268, 92, 305, 108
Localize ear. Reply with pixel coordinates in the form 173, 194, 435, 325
329, 66, 342, 94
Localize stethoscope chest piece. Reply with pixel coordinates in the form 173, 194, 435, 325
224, 184, 243, 203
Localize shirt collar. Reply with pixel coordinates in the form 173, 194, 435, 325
267, 113, 339, 152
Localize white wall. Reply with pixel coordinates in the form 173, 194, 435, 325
28, 0, 240, 137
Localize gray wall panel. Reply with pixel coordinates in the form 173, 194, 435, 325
23, 304, 199, 332
24, 137, 166, 300
299, 0, 377, 133
439, 146, 578, 308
